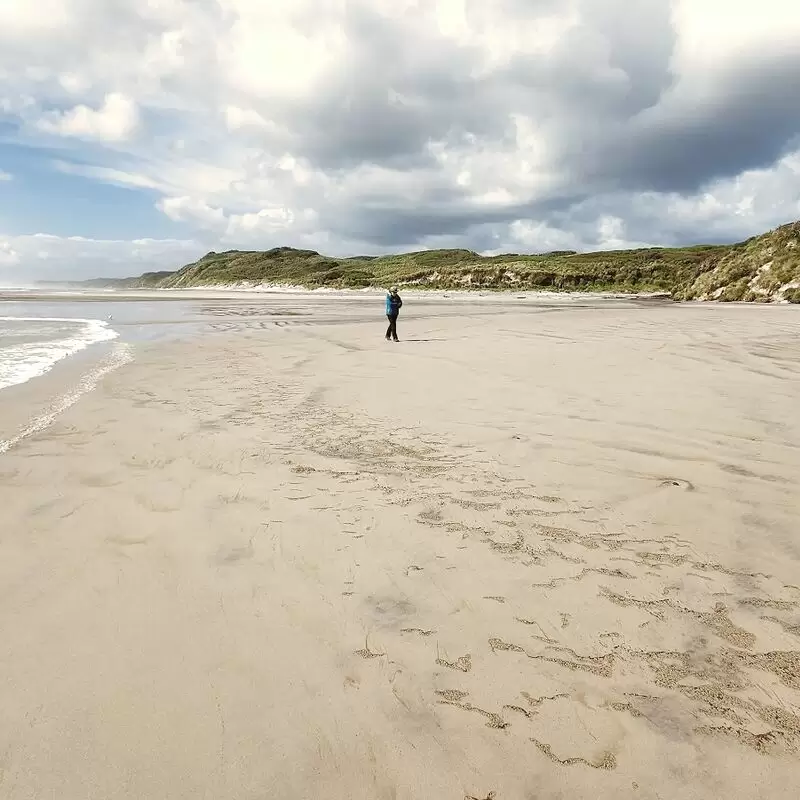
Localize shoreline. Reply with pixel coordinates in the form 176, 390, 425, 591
0, 339, 131, 453
13, 283, 799, 304
9, 282, 800, 304
9, 286, 676, 301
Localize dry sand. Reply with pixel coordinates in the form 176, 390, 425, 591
1, 297, 799, 799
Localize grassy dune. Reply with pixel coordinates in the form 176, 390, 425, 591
85, 220, 800, 302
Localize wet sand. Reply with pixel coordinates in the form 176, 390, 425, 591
1, 297, 799, 798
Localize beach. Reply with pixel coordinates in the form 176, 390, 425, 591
1, 294, 799, 799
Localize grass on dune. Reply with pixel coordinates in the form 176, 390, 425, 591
78, 221, 800, 302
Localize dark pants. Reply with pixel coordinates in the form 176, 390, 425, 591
386, 313, 399, 340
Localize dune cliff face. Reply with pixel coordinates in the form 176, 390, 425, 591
81, 221, 800, 302
673, 221, 800, 303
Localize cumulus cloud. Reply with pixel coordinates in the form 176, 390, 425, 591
36, 92, 139, 142
0, 170, 12, 181
157, 196, 227, 231
0, 0, 799, 276
0, 241, 21, 267
0, 233, 200, 283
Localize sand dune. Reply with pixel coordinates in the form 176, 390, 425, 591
1, 298, 799, 799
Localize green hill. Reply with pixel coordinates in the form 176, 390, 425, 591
672, 221, 800, 302
84, 220, 800, 302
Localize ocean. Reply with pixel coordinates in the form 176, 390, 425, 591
0, 290, 215, 453
0, 315, 119, 390
0, 292, 184, 393
0, 286, 347, 394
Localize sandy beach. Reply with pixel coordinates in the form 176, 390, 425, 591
1, 296, 799, 799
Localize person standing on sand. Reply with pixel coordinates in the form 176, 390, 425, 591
385, 286, 402, 342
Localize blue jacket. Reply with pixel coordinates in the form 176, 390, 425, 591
386, 292, 403, 316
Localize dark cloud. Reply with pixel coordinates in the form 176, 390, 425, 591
278, 10, 498, 169
332, 202, 523, 247
589, 47, 800, 193
578, 0, 676, 111
275, 0, 679, 176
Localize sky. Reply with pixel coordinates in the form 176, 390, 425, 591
1, 0, 800, 282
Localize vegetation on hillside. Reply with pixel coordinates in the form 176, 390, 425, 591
673, 221, 800, 302
82, 220, 800, 302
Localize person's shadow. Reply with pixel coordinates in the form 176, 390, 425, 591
399, 338, 446, 343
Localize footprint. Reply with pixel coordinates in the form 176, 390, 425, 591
354, 635, 384, 659
436, 689, 469, 702
400, 628, 435, 637
489, 638, 525, 654
437, 652, 472, 673
531, 739, 617, 770
355, 647, 383, 659
437, 694, 509, 729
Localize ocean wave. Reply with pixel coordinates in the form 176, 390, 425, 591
0, 342, 133, 454
0, 316, 119, 390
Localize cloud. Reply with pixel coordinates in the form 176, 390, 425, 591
53, 161, 159, 190
36, 92, 139, 142
0, 170, 12, 181
157, 196, 227, 231
0, 240, 20, 267
0, 232, 201, 283
0, 0, 799, 276
224, 106, 277, 133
